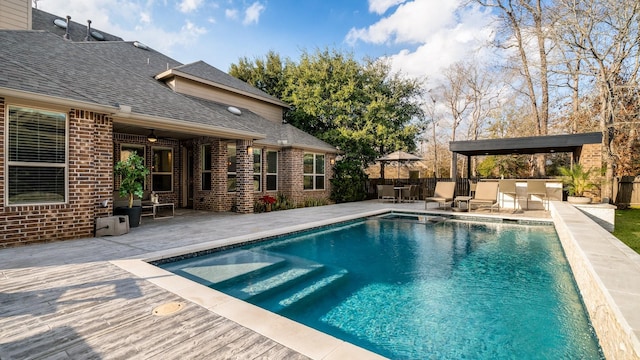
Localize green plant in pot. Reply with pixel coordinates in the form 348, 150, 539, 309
114, 152, 149, 227
559, 164, 597, 204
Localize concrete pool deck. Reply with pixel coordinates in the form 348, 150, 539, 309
0, 200, 638, 359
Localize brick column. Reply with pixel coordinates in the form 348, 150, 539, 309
235, 140, 254, 213
212, 139, 228, 212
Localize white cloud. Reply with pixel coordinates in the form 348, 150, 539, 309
346, 0, 496, 82
178, 0, 204, 13
368, 0, 407, 15
225, 8, 239, 20
242, 2, 265, 25
140, 12, 151, 24
37, 0, 209, 61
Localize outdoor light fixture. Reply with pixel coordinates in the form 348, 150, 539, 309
247, 146, 253, 154
330, 158, 335, 165
147, 129, 158, 143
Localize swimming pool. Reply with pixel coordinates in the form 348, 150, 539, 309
158, 214, 603, 359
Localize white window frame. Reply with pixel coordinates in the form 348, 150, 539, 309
303, 153, 325, 191
6, 105, 68, 205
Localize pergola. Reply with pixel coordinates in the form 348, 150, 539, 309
449, 132, 602, 179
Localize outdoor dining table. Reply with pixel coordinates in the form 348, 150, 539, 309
394, 186, 411, 203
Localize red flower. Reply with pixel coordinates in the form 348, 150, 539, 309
261, 195, 276, 204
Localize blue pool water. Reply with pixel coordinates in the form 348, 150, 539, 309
159, 214, 603, 359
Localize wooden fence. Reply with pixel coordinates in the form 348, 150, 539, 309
615, 176, 640, 207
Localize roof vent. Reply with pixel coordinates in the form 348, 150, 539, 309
133, 41, 150, 50
84, 20, 92, 41
63, 15, 71, 40
91, 31, 105, 41
227, 106, 242, 115
53, 18, 67, 28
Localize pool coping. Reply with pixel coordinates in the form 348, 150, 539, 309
111, 204, 640, 359
551, 201, 640, 360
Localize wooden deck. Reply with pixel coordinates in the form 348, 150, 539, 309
0, 261, 309, 359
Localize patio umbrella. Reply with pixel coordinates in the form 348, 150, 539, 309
377, 150, 423, 179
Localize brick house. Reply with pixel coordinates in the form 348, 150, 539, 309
0, 2, 338, 246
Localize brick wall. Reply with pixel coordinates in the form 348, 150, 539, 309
278, 148, 332, 204
578, 143, 601, 172
0, 98, 113, 247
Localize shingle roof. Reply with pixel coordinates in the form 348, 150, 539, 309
0, 31, 256, 134
185, 95, 336, 152
31, 8, 122, 42
172, 61, 288, 107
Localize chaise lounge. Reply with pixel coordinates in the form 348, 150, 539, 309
468, 181, 500, 213
424, 181, 456, 209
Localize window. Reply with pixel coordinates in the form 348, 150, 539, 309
227, 144, 236, 192
303, 153, 325, 190
152, 147, 172, 192
253, 148, 262, 191
266, 150, 278, 191
120, 144, 145, 189
7, 106, 67, 204
121, 144, 144, 162
201, 144, 212, 191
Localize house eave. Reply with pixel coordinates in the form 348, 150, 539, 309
155, 69, 290, 109
113, 113, 266, 141
1, 87, 117, 114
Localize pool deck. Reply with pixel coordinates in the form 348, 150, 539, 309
0, 200, 638, 359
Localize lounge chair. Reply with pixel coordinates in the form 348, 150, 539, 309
425, 181, 456, 209
469, 182, 500, 213
499, 179, 518, 209
526, 181, 549, 210
377, 184, 396, 202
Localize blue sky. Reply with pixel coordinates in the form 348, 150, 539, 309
37, 0, 495, 82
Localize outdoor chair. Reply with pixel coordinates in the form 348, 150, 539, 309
527, 181, 549, 210
499, 179, 518, 209
377, 184, 396, 202
401, 184, 419, 203
424, 181, 456, 209
469, 180, 477, 197
469, 181, 500, 213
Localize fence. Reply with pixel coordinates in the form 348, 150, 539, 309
366, 178, 472, 200
615, 176, 640, 207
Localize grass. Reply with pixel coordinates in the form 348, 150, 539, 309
613, 208, 640, 254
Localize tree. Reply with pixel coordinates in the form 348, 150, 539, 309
440, 62, 473, 177
555, 0, 640, 200
475, 0, 552, 176
229, 50, 288, 99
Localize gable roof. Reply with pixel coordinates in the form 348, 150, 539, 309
156, 61, 289, 108
0, 30, 261, 139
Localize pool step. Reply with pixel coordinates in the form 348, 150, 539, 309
220, 255, 326, 301
255, 265, 349, 312
160, 249, 287, 287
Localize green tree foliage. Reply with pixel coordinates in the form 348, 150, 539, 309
229, 48, 424, 166
229, 50, 288, 99
330, 157, 369, 203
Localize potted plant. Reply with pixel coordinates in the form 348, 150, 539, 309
114, 152, 149, 227
559, 164, 597, 204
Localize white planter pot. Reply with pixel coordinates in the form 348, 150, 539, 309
567, 196, 592, 204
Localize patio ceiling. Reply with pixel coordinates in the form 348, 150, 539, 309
449, 132, 602, 157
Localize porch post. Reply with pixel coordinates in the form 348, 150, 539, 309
451, 152, 458, 181
236, 140, 254, 213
